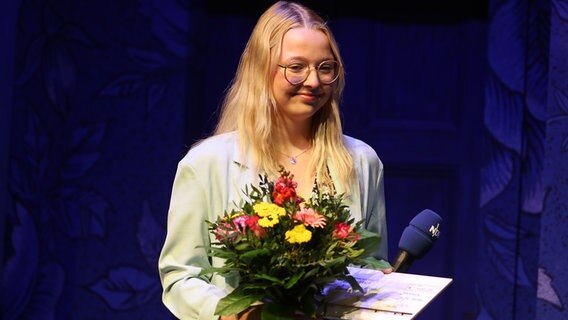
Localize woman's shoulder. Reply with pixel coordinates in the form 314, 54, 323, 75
343, 134, 383, 167
343, 134, 379, 157
191, 131, 237, 148
180, 131, 238, 165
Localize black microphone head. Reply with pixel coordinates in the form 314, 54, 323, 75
398, 209, 442, 258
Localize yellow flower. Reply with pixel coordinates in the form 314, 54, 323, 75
254, 202, 286, 217
285, 224, 312, 244
254, 202, 286, 228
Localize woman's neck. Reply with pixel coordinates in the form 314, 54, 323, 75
276, 122, 312, 153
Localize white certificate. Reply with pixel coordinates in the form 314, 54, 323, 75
323, 267, 453, 319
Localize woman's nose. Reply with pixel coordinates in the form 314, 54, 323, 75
302, 68, 321, 87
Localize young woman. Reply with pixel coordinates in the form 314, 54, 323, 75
158, 2, 391, 319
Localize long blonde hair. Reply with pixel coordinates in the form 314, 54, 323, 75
214, 1, 354, 191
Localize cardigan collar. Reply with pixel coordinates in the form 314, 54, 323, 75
228, 136, 358, 212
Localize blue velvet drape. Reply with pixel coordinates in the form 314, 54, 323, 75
1, 0, 567, 319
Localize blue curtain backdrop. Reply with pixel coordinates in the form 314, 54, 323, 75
1, 0, 567, 319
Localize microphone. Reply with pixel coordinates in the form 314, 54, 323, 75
392, 209, 442, 273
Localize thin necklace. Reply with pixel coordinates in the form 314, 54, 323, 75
281, 147, 311, 165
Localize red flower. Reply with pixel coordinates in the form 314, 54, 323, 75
245, 215, 266, 238
332, 222, 351, 239
272, 175, 299, 206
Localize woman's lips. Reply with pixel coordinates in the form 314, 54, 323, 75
296, 92, 318, 103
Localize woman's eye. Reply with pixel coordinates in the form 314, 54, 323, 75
287, 64, 306, 73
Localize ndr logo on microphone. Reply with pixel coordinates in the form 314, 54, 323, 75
429, 223, 440, 238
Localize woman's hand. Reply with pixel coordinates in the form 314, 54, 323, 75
219, 305, 262, 320
382, 266, 394, 274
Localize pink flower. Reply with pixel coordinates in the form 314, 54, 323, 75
213, 222, 237, 241
232, 215, 248, 233
293, 208, 326, 228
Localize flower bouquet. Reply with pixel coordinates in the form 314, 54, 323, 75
199, 168, 383, 319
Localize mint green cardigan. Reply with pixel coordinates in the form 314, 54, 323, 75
158, 131, 388, 320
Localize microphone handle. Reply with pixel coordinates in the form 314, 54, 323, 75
392, 250, 414, 273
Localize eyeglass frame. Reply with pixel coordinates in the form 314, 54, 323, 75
277, 60, 341, 85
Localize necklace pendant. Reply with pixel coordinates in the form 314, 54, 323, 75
290, 157, 297, 165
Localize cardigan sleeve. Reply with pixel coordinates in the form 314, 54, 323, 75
347, 135, 389, 262
158, 159, 227, 320
367, 156, 388, 261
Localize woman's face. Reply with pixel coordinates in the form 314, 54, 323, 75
272, 28, 335, 124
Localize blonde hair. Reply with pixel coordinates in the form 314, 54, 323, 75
214, 1, 354, 192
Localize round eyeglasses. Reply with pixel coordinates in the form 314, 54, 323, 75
277, 60, 340, 85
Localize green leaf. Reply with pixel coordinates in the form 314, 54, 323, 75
215, 288, 263, 316
240, 248, 271, 259
254, 273, 285, 285
234, 242, 252, 251
299, 291, 317, 316
354, 230, 381, 259
261, 301, 297, 320
317, 256, 345, 270
345, 247, 365, 259
358, 257, 393, 270
283, 270, 305, 289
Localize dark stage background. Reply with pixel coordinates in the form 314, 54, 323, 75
2, 0, 568, 319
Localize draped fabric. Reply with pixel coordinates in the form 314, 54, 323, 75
535, 1, 568, 319
1, 0, 567, 319
478, 1, 566, 319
